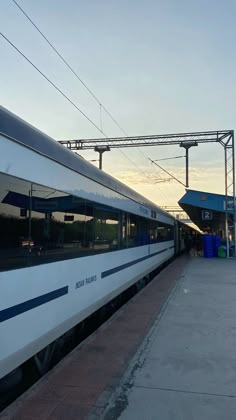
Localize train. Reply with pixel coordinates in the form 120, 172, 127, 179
0, 106, 195, 384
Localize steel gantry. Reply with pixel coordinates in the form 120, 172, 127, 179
59, 130, 235, 257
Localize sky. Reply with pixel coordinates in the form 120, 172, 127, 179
1, 0, 236, 209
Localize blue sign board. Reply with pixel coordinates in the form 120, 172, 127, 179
224, 200, 234, 211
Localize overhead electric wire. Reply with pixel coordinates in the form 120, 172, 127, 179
11, 0, 166, 185
11, 0, 129, 137
153, 155, 185, 162
0, 32, 103, 135
149, 158, 186, 187
0, 31, 158, 185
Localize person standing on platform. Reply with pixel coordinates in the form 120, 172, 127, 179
184, 234, 192, 255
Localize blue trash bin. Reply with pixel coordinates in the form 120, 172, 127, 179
203, 235, 214, 258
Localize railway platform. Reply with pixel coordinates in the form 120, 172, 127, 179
103, 257, 236, 420
1, 255, 236, 419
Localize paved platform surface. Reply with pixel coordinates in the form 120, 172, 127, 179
103, 257, 236, 420
1, 257, 187, 420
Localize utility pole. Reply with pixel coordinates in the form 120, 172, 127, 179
94, 145, 110, 170
179, 141, 198, 187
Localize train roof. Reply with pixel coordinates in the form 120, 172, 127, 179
0, 106, 172, 219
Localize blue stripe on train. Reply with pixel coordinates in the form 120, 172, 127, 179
0, 286, 68, 323
101, 246, 173, 278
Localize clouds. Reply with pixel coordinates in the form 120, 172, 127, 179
113, 169, 163, 185
108, 163, 225, 207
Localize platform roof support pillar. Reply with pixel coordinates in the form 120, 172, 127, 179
94, 145, 110, 170
223, 131, 235, 258
180, 141, 198, 188
232, 131, 236, 257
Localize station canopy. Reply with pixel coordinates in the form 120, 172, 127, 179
178, 189, 234, 235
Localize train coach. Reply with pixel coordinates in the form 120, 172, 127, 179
0, 106, 192, 386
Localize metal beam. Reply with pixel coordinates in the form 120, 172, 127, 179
59, 130, 231, 150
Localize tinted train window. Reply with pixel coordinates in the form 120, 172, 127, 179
0, 174, 121, 271
93, 207, 119, 250
0, 173, 173, 271
157, 223, 174, 241
127, 215, 150, 247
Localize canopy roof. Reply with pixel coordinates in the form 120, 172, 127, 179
178, 189, 233, 233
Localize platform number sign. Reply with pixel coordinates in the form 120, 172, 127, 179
202, 210, 212, 221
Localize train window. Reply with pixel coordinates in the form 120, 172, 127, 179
121, 212, 128, 248
136, 217, 149, 245
0, 173, 174, 272
93, 206, 120, 250
157, 223, 174, 241
127, 215, 150, 247
0, 173, 123, 271
123, 216, 174, 248
128, 214, 138, 246
148, 220, 158, 243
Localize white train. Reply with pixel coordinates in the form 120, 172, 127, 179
0, 107, 186, 383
